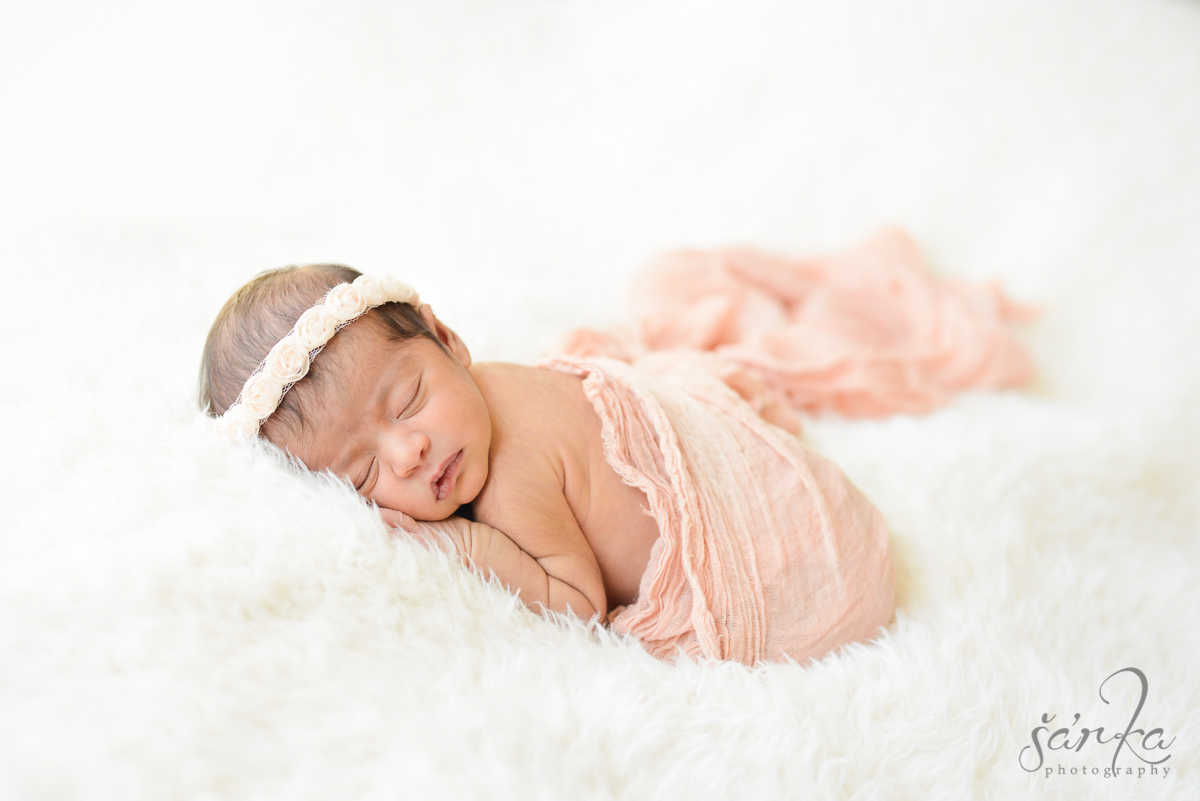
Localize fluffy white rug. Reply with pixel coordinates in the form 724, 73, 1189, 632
2, 0, 1198, 798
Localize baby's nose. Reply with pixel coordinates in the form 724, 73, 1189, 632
381, 430, 430, 478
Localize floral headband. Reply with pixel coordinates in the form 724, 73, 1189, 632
218, 273, 420, 439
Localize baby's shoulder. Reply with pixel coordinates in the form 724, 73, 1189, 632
470, 362, 598, 517
474, 362, 597, 450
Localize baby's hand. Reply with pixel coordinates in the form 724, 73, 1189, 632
377, 506, 419, 531
378, 506, 461, 550
376, 504, 600, 618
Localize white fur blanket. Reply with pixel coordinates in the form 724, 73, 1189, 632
1, 0, 1197, 798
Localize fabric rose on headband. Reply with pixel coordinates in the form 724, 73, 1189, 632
217, 273, 420, 440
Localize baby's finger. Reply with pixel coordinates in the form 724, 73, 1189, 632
377, 506, 417, 531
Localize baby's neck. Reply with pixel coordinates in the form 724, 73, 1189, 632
467, 361, 525, 430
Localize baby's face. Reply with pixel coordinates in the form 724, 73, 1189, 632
269, 305, 491, 522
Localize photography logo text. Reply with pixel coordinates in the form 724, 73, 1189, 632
1019, 667, 1176, 780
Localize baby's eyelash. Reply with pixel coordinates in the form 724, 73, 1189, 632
355, 460, 375, 492
399, 379, 422, 416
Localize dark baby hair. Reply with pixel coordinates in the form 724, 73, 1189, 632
198, 264, 441, 437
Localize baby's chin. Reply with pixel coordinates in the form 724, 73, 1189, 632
385, 463, 487, 523
410, 499, 467, 523
374, 504, 449, 527
423, 504, 458, 522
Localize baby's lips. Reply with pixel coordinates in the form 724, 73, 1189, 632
429, 449, 460, 498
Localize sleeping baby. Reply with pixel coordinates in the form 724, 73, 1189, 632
200, 232, 1032, 665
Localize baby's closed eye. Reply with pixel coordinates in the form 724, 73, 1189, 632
397, 378, 422, 417
354, 459, 376, 493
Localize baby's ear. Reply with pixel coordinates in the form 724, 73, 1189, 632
418, 303, 472, 367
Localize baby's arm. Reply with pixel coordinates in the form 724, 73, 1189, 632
381, 506, 605, 619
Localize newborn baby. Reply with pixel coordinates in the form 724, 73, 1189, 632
203, 264, 662, 618
201, 262, 899, 665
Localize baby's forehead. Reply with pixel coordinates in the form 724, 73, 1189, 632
317, 321, 423, 398
325, 307, 427, 362
270, 321, 420, 446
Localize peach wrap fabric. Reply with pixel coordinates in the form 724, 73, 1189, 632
540, 352, 895, 666
559, 227, 1035, 419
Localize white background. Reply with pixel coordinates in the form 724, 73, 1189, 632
1, 1, 1198, 798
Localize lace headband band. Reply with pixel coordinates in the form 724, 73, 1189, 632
218, 273, 420, 439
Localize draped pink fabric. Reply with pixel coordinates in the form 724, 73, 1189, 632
541, 352, 895, 665
559, 227, 1035, 420
542, 230, 1034, 665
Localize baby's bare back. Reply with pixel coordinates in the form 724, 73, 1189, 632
469, 362, 660, 611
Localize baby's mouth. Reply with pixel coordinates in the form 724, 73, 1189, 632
433, 450, 463, 502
